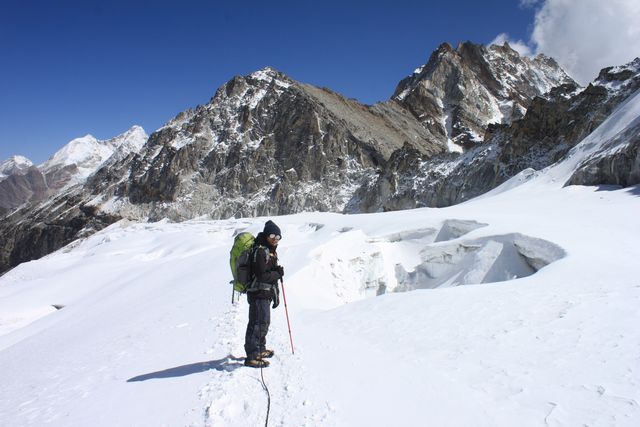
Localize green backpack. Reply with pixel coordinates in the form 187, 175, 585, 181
230, 232, 255, 293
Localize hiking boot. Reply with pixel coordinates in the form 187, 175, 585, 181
244, 358, 270, 368
258, 349, 275, 359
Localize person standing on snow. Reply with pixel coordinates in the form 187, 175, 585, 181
244, 220, 284, 368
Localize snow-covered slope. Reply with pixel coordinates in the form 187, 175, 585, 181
0, 155, 33, 180
1, 94, 639, 426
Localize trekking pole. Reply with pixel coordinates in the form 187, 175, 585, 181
280, 279, 295, 354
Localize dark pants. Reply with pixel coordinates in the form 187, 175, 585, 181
244, 293, 271, 359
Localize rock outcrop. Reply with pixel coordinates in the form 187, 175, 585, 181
566, 59, 640, 187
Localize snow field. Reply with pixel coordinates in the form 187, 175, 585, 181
1, 179, 639, 426
1, 89, 640, 425
0, 221, 235, 425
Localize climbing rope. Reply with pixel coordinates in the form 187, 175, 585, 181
257, 300, 271, 427
260, 361, 271, 427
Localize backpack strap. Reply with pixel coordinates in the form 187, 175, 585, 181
252, 245, 271, 264
247, 245, 275, 292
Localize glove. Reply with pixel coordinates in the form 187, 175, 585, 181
272, 284, 280, 309
276, 265, 284, 278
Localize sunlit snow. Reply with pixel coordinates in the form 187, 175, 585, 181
1, 93, 639, 426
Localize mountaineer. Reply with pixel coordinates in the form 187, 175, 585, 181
244, 220, 284, 368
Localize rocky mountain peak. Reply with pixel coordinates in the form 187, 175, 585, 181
107, 125, 147, 147
157, 68, 295, 138
40, 126, 146, 176
0, 125, 148, 215
212, 66, 292, 103
4, 155, 33, 165
353, 55, 640, 214
99, 125, 148, 166
120, 125, 147, 140
247, 66, 290, 83
455, 40, 487, 59
392, 41, 576, 150
108, 64, 445, 219
39, 134, 100, 172
435, 42, 455, 55
0, 155, 33, 179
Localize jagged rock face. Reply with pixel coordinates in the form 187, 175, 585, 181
566, 111, 640, 187
393, 42, 575, 149
566, 59, 640, 187
348, 143, 500, 212
0, 163, 85, 211
354, 58, 640, 212
0, 167, 49, 209
87, 68, 444, 221
496, 58, 640, 178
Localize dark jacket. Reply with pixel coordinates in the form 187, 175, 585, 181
248, 232, 281, 298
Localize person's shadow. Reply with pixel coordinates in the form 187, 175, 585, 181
127, 355, 245, 382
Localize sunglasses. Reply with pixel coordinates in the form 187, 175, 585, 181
268, 234, 282, 241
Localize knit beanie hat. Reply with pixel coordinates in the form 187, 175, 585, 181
263, 220, 282, 237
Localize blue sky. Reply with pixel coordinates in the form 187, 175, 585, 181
0, 1, 542, 163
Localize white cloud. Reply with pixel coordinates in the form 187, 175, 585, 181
490, 33, 533, 57
530, 0, 640, 85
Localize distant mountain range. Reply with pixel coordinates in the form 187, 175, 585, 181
0, 126, 147, 213
1, 41, 638, 275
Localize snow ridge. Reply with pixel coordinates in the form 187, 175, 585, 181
0, 155, 33, 180
39, 125, 147, 184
